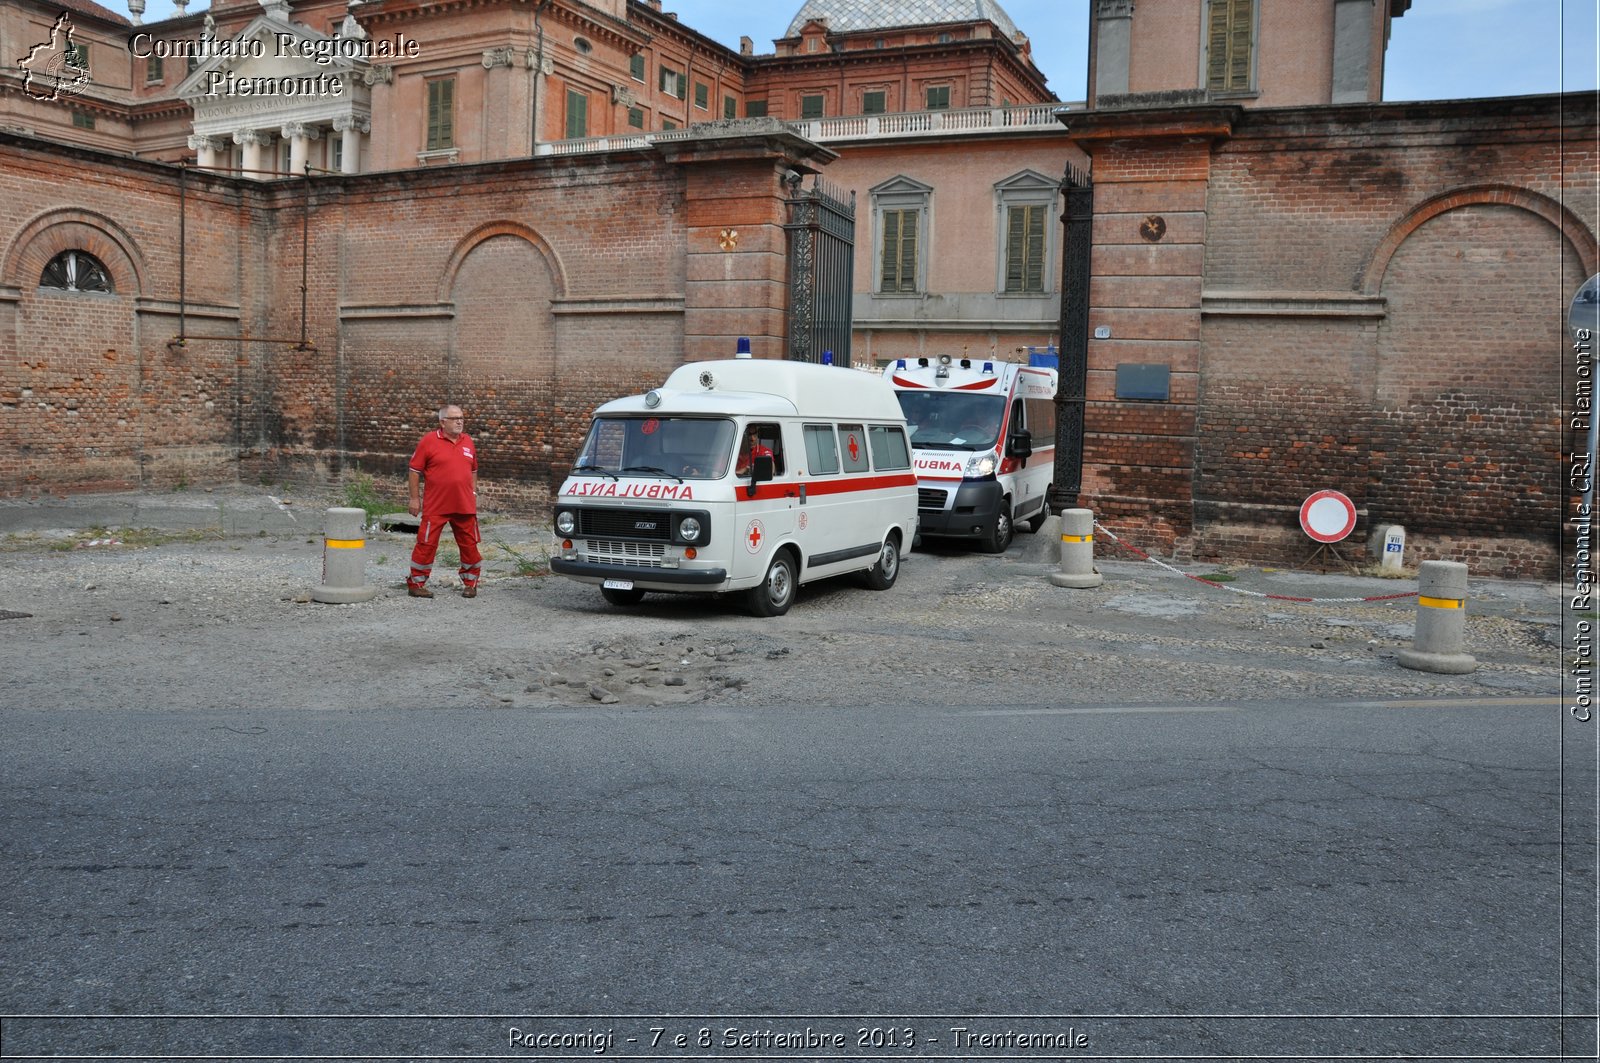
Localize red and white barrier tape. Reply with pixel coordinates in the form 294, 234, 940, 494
1091, 521, 1418, 605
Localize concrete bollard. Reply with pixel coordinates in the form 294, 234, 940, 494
310, 507, 379, 604
1396, 560, 1476, 674
1049, 508, 1104, 589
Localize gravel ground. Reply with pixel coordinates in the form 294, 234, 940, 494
0, 489, 1566, 712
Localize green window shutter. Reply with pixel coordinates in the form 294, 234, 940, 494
881, 209, 918, 293
863, 90, 886, 114
1207, 0, 1253, 92
723, 95, 736, 119
1005, 206, 1026, 292
566, 89, 587, 138
801, 94, 824, 118
899, 211, 918, 291
1004, 206, 1047, 294
880, 210, 901, 291
630, 53, 645, 81
1024, 205, 1046, 292
428, 79, 455, 149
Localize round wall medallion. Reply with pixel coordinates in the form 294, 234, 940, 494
1139, 215, 1167, 242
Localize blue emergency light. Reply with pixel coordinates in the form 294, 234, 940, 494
822, 350, 833, 365
895, 358, 907, 369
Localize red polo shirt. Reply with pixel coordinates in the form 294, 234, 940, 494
409, 429, 478, 516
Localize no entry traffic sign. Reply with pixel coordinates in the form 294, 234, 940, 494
1299, 489, 1357, 544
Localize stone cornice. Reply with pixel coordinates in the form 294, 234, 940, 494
649, 119, 837, 172
1057, 103, 1242, 146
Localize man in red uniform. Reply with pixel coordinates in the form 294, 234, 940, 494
734, 424, 775, 477
407, 404, 482, 598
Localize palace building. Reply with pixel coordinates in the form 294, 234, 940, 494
2, 0, 1594, 576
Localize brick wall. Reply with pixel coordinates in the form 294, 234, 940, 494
1181, 96, 1595, 577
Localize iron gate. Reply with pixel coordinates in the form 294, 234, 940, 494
784, 174, 855, 366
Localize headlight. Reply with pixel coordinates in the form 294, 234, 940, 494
964, 453, 998, 480
555, 510, 576, 535
678, 516, 702, 542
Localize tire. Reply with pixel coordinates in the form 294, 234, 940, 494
601, 586, 646, 607
982, 500, 1014, 554
862, 534, 901, 590
746, 552, 797, 617
1025, 497, 1050, 534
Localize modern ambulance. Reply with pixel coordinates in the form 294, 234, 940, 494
551, 358, 919, 617
884, 355, 1058, 553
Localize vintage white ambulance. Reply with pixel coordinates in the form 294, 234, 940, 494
884, 356, 1059, 553
551, 359, 919, 616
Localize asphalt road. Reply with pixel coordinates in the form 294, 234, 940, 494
2, 695, 1594, 1061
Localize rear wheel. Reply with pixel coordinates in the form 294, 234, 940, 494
862, 534, 901, 590
1025, 498, 1050, 534
982, 501, 1014, 554
746, 552, 796, 617
601, 586, 646, 607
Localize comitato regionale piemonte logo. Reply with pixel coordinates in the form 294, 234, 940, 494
20, 11, 92, 102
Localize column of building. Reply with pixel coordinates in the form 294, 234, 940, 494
214, 120, 367, 179
331, 115, 371, 174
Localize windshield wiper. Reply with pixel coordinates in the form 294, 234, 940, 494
619, 465, 684, 483
570, 463, 618, 481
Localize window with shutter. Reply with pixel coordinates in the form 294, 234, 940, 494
800, 94, 824, 119
426, 78, 455, 150
565, 89, 587, 139
1206, 0, 1254, 93
629, 53, 645, 82
1004, 206, 1046, 294
993, 170, 1058, 297
880, 208, 919, 294
863, 90, 886, 114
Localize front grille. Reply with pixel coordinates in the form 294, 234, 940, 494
918, 487, 949, 511
583, 540, 668, 568
577, 508, 671, 540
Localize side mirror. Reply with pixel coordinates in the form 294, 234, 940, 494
751, 454, 775, 482
1006, 429, 1033, 460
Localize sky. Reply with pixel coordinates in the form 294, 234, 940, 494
125, 0, 1600, 103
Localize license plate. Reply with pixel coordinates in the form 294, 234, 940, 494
602, 579, 635, 591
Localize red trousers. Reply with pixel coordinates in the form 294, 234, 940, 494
409, 513, 482, 589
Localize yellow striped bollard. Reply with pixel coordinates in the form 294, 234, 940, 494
1049, 508, 1104, 589
1396, 560, 1476, 674
310, 506, 379, 604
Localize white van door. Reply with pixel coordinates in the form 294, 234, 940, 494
728, 419, 797, 587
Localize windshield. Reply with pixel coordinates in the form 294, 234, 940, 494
893, 392, 1005, 450
572, 416, 740, 480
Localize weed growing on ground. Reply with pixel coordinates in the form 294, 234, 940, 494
490, 535, 549, 577
341, 473, 396, 528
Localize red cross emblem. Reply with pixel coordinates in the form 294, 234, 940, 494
745, 519, 765, 554
847, 434, 860, 462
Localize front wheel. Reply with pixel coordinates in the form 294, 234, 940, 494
601, 586, 646, 607
746, 553, 796, 617
862, 534, 901, 590
982, 502, 1014, 554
